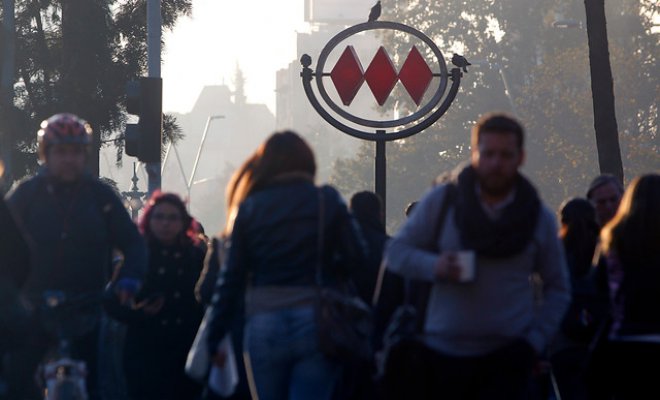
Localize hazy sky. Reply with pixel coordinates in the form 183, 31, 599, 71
161, 0, 309, 115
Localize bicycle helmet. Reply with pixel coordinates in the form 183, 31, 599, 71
37, 113, 93, 148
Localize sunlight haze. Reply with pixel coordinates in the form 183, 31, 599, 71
161, 0, 309, 114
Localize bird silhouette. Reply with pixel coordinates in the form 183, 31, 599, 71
451, 54, 471, 73
300, 54, 312, 68
368, 1, 381, 22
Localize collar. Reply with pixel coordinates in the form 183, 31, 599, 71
476, 184, 516, 220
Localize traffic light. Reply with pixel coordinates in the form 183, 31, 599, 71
124, 77, 162, 163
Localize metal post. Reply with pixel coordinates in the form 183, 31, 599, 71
188, 115, 224, 210
375, 131, 386, 220
1, 0, 15, 184
122, 163, 147, 221
494, 63, 517, 115
145, 0, 161, 196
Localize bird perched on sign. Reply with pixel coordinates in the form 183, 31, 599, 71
451, 54, 471, 73
368, 1, 381, 22
300, 54, 312, 68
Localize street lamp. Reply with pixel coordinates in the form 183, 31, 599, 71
552, 19, 583, 29
188, 115, 224, 210
122, 162, 147, 221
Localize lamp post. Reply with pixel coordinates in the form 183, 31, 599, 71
187, 115, 224, 210
122, 162, 148, 221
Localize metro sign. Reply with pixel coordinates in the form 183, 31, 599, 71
332, 45, 432, 106
300, 20, 466, 142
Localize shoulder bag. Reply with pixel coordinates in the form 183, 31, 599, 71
378, 184, 456, 376
315, 187, 374, 363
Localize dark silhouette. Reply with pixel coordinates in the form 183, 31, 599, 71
368, 1, 381, 22
550, 198, 607, 400
593, 173, 660, 398
584, 0, 624, 181
300, 54, 312, 68
0, 196, 31, 395
451, 54, 471, 73
586, 174, 624, 228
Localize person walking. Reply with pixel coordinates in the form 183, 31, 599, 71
586, 174, 624, 228
4, 113, 147, 400
594, 173, 660, 399
549, 198, 608, 400
106, 192, 206, 399
206, 131, 367, 400
0, 195, 31, 399
384, 112, 570, 399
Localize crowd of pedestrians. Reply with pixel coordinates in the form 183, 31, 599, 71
0, 111, 658, 400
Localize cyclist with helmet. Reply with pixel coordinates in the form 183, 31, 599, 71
4, 113, 147, 400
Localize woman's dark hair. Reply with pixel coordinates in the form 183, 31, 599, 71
224, 131, 316, 234
602, 174, 660, 268
139, 191, 199, 245
559, 198, 599, 277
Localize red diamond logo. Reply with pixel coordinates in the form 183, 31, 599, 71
399, 46, 433, 106
364, 47, 398, 106
330, 46, 365, 106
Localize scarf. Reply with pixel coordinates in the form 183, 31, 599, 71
453, 165, 541, 258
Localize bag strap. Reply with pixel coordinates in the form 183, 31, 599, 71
315, 187, 325, 287
406, 183, 456, 330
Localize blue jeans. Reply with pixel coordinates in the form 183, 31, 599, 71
244, 305, 340, 400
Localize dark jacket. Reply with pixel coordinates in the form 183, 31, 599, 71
108, 240, 205, 399
108, 241, 206, 335
0, 197, 31, 350
6, 169, 147, 300
352, 216, 389, 305
195, 237, 225, 305
0, 196, 30, 290
207, 179, 367, 350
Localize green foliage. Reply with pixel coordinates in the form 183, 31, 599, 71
0, 0, 192, 180
329, 0, 659, 230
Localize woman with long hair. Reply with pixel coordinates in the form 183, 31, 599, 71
596, 173, 660, 398
106, 192, 206, 399
550, 198, 608, 400
206, 131, 366, 400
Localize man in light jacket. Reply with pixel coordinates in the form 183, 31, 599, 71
385, 112, 570, 399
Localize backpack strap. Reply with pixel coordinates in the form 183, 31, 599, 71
409, 183, 457, 332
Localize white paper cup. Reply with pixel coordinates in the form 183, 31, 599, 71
456, 251, 476, 282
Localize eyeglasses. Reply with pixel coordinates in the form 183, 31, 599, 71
151, 213, 182, 222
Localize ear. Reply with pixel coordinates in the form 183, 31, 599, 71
470, 145, 480, 166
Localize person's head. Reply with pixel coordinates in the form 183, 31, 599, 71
470, 113, 525, 198
350, 191, 384, 227
601, 174, 660, 262
558, 197, 599, 275
586, 174, 624, 227
139, 191, 199, 246
37, 113, 92, 182
224, 130, 316, 234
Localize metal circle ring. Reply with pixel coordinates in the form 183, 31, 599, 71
315, 21, 449, 130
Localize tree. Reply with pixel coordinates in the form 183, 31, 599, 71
0, 0, 192, 182
584, 0, 623, 181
